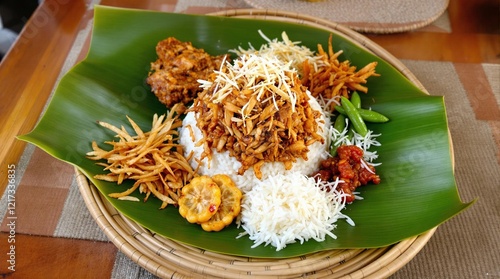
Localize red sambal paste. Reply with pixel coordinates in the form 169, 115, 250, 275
312, 145, 381, 203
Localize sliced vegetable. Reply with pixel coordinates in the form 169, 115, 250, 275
333, 114, 346, 132
347, 125, 355, 141
335, 106, 389, 123
357, 109, 390, 123
331, 114, 346, 156
351, 91, 362, 109
178, 176, 221, 224
341, 96, 368, 137
200, 174, 242, 232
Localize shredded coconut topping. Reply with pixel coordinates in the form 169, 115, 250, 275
327, 119, 382, 166
230, 30, 319, 77
200, 54, 299, 114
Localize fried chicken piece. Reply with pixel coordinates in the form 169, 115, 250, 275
146, 37, 229, 108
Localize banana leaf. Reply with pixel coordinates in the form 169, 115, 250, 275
18, 6, 473, 258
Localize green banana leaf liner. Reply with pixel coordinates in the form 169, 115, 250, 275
18, 6, 473, 258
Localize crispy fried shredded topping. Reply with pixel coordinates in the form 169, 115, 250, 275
301, 34, 380, 110
192, 54, 325, 179
87, 104, 196, 208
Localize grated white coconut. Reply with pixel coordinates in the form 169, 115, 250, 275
199, 54, 300, 114
236, 172, 352, 251
230, 30, 320, 77
327, 118, 382, 165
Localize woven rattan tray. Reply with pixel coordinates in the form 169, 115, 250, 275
77, 171, 435, 278
76, 10, 437, 278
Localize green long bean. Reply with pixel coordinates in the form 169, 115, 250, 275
334, 106, 389, 123
330, 114, 346, 156
341, 97, 367, 137
351, 91, 361, 109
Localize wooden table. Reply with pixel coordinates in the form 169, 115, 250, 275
0, 0, 499, 278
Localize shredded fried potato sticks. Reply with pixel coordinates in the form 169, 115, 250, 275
301, 34, 380, 108
87, 104, 195, 209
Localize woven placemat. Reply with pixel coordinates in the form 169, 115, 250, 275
240, 0, 449, 33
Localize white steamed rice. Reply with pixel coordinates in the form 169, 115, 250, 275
236, 171, 350, 251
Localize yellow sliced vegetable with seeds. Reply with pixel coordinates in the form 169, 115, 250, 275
200, 174, 242, 232
178, 176, 221, 223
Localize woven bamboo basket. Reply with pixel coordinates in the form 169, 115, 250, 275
76, 10, 438, 278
